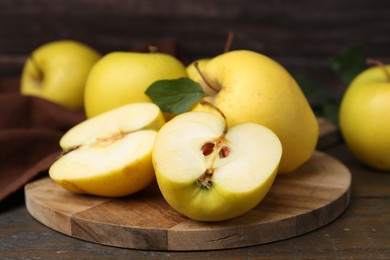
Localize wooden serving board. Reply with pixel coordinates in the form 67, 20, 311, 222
25, 150, 351, 251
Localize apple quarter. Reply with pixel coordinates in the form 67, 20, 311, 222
49, 103, 165, 197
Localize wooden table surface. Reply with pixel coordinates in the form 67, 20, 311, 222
1, 142, 389, 259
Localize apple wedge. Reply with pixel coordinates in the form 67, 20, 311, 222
152, 111, 282, 221
49, 103, 165, 197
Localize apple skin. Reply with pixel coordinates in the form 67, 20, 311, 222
190, 50, 319, 173
84, 52, 188, 118
21, 40, 101, 110
339, 65, 390, 171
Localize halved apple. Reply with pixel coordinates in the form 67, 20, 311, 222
49, 103, 165, 197
152, 111, 282, 221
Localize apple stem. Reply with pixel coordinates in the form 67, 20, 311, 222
29, 56, 44, 82
194, 62, 219, 93
148, 45, 158, 53
367, 58, 390, 82
200, 99, 228, 134
224, 31, 234, 53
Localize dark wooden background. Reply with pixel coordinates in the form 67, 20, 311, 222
1, 0, 390, 94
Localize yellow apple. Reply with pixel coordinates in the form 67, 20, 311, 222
49, 103, 166, 197
84, 51, 187, 118
339, 63, 390, 171
21, 40, 101, 110
153, 111, 282, 221
190, 50, 318, 173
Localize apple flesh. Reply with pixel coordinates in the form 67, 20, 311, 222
49, 103, 166, 197
190, 50, 318, 173
152, 111, 282, 221
21, 40, 101, 110
84, 51, 187, 118
339, 64, 390, 171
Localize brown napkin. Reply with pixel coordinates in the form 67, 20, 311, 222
0, 81, 85, 201
0, 40, 182, 202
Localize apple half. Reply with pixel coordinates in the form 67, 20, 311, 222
49, 103, 165, 197
152, 111, 282, 221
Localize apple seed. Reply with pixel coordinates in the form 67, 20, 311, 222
197, 137, 231, 189
220, 146, 231, 158
201, 142, 215, 156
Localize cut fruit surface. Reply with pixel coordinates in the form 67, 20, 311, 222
213, 123, 283, 192
49, 103, 165, 197
60, 102, 165, 149
153, 111, 282, 221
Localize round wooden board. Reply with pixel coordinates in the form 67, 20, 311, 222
25, 151, 351, 251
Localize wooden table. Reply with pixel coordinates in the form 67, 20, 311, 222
1, 142, 389, 259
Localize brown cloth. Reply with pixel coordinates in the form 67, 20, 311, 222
0, 39, 182, 202
0, 77, 85, 202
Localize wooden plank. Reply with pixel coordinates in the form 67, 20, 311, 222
0, 0, 390, 59
25, 151, 351, 251
25, 178, 109, 234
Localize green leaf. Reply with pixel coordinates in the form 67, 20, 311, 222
292, 72, 332, 101
331, 44, 367, 84
145, 77, 205, 114
322, 101, 340, 126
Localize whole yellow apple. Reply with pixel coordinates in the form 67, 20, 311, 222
21, 40, 101, 110
339, 63, 390, 171
190, 50, 319, 173
84, 51, 187, 118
